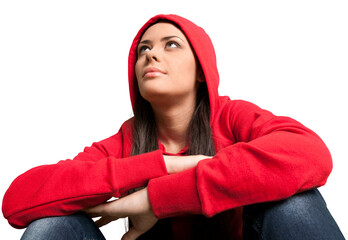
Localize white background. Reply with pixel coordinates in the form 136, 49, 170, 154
0, 1, 347, 239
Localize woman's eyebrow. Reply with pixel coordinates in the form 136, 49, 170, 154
139, 39, 151, 45
139, 35, 184, 45
161, 35, 184, 42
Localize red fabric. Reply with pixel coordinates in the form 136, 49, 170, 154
2, 14, 332, 239
2, 122, 168, 228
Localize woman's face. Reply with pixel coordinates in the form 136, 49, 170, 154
135, 22, 201, 105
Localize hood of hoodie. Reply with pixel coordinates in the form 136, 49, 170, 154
128, 14, 220, 124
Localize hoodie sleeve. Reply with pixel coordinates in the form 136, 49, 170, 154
2, 126, 167, 229
148, 100, 332, 218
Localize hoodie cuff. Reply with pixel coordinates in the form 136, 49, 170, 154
147, 167, 202, 218
114, 150, 168, 194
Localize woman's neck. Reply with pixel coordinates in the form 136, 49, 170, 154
152, 101, 195, 154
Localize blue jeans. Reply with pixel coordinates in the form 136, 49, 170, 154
21, 212, 106, 240
243, 188, 345, 240
21, 189, 344, 240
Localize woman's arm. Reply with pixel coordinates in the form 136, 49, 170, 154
78, 154, 212, 239
2, 129, 168, 229
84, 187, 156, 240
163, 155, 212, 174
147, 100, 333, 218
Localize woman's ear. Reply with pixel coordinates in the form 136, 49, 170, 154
197, 67, 205, 83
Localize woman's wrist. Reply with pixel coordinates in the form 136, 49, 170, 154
163, 155, 175, 174
163, 155, 212, 174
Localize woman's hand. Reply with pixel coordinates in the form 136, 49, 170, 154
163, 154, 212, 174
83, 187, 158, 240
122, 209, 157, 240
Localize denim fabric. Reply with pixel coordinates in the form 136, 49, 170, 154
21, 189, 345, 240
243, 188, 345, 240
21, 212, 105, 240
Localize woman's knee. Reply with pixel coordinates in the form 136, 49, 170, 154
264, 189, 344, 239
244, 189, 345, 240
264, 189, 324, 226
21, 212, 105, 240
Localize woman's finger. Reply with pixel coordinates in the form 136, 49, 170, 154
82, 204, 106, 218
95, 216, 119, 228
121, 227, 143, 240
83, 188, 149, 221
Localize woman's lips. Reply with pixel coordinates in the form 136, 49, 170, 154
143, 67, 166, 78
144, 71, 164, 78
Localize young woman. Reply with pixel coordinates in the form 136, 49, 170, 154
3, 14, 345, 240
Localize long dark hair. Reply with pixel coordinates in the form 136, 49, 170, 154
131, 82, 215, 157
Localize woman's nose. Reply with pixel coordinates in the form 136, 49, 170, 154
145, 49, 160, 62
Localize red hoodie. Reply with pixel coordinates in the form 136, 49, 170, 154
2, 14, 332, 239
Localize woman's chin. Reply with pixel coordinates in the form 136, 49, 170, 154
140, 91, 170, 103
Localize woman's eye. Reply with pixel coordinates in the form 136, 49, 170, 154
139, 46, 150, 54
166, 41, 180, 48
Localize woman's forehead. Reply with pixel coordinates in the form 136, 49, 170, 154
140, 22, 187, 42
